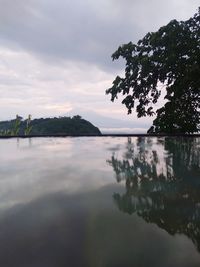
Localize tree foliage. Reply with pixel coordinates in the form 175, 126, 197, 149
0, 116, 101, 136
106, 8, 200, 133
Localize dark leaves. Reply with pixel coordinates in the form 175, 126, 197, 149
106, 8, 200, 133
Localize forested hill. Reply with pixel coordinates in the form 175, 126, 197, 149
0, 116, 101, 136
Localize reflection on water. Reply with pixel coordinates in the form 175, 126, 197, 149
0, 137, 200, 267
107, 137, 200, 251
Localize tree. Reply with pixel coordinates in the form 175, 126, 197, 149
106, 8, 200, 134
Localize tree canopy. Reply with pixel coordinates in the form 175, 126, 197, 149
106, 8, 200, 134
0, 116, 101, 136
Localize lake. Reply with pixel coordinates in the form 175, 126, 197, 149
0, 137, 200, 267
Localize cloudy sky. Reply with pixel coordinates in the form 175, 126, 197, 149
0, 0, 199, 132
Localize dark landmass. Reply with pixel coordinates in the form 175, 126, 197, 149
0, 115, 101, 136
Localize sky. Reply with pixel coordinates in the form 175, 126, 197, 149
0, 0, 199, 132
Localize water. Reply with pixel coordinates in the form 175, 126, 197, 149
0, 137, 200, 267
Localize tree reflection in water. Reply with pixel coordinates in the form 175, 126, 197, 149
107, 137, 200, 251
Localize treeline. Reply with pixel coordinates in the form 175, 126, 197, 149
0, 115, 101, 136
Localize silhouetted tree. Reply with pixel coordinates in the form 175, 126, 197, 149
106, 8, 200, 133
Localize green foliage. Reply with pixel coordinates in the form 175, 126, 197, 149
24, 115, 33, 136
28, 116, 101, 135
0, 115, 32, 136
0, 129, 11, 136
106, 8, 200, 134
0, 116, 101, 136
11, 115, 22, 135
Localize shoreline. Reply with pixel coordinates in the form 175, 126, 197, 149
0, 134, 200, 138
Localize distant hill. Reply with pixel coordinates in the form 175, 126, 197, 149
67, 108, 150, 133
0, 116, 101, 136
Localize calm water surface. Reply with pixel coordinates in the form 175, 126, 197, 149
0, 137, 200, 267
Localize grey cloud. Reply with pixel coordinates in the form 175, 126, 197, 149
0, 0, 198, 71
0, 0, 138, 70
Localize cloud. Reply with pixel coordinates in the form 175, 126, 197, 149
0, 46, 122, 121
0, 0, 198, 71
0, 0, 199, 128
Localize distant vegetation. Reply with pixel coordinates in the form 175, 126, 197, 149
0, 115, 31, 136
0, 115, 101, 136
